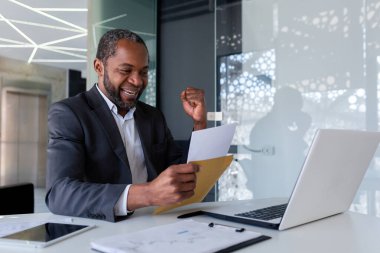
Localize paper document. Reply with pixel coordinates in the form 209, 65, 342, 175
154, 155, 233, 214
154, 124, 237, 214
90, 219, 270, 253
187, 123, 237, 162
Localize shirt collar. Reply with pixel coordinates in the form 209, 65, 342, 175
96, 84, 136, 119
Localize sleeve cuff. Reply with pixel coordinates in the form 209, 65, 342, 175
114, 184, 134, 216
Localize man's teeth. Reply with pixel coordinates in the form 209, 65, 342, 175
123, 90, 138, 96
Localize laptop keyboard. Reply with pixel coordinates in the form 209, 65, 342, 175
235, 203, 288, 221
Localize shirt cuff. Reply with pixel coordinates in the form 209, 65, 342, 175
114, 184, 134, 216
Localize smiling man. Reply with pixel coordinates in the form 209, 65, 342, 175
45, 29, 207, 222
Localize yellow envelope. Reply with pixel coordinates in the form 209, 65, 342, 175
154, 155, 233, 214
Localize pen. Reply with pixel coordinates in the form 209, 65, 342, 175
208, 222, 245, 232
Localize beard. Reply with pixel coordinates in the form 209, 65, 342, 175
103, 69, 143, 111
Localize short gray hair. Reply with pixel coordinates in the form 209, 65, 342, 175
96, 29, 148, 64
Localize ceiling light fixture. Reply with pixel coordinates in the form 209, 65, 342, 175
41, 47, 86, 59
92, 14, 126, 47
0, 13, 36, 46
31, 59, 86, 63
40, 33, 87, 47
0, 45, 33, 48
34, 8, 88, 12
4, 18, 85, 33
27, 47, 38, 63
0, 38, 27, 44
1, 0, 88, 68
8, 0, 86, 32
41, 46, 86, 52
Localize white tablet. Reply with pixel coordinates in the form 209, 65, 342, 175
0, 222, 95, 248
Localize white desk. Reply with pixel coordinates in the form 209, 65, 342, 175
1, 200, 379, 253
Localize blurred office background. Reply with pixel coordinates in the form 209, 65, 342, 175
0, 0, 379, 218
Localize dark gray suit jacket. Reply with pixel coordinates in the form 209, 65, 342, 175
45, 85, 184, 222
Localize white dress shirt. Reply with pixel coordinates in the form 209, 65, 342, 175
96, 85, 148, 215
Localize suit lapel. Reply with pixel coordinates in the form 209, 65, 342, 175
134, 103, 157, 181
85, 85, 132, 179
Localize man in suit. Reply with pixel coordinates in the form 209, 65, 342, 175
46, 29, 206, 222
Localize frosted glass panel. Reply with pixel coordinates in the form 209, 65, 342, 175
216, 0, 380, 217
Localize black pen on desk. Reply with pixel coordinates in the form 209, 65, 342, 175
208, 222, 245, 232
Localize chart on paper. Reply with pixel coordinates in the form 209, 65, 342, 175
91, 219, 263, 253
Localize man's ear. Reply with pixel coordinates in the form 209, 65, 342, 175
94, 58, 104, 76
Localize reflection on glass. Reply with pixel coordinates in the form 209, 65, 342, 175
216, 0, 380, 218
244, 87, 311, 198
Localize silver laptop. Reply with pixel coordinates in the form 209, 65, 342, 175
179, 129, 380, 230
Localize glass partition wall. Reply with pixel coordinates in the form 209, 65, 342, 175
87, 0, 157, 106
216, 0, 380, 217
